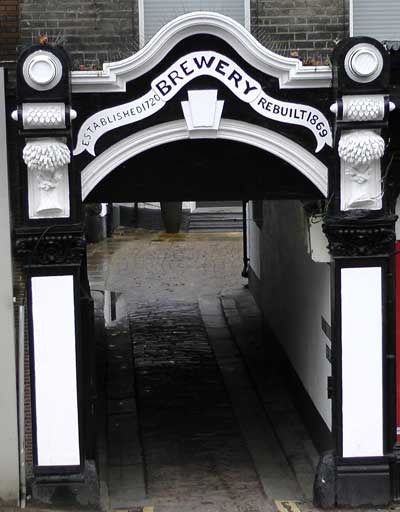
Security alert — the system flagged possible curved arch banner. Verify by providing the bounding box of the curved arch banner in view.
[73,51,333,157]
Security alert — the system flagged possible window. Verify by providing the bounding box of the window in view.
[351,0,400,41]
[139,0,250,47]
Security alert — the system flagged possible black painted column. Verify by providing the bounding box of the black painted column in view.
[13,45,98,505]
[320,37,397,507]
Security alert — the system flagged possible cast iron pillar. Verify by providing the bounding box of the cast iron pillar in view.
[320,37,397,507]
[13,45,98,506]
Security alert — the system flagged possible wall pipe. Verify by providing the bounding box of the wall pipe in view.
[242,200,249,278]
[18,305,26,508]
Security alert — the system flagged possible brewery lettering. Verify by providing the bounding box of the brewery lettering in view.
[80,92,162,149]
[153,53,259,102]
[257,96,329,139]
[74,50,332,157]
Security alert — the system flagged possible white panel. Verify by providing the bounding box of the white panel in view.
[31,275,80,467]
[258,201,332,428]
[352,0,400,41]
[341,267,383,458]
[0,68,19,502]
[143,0,245,43]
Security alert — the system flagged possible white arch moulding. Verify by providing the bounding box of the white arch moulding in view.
[80,119,328,200]
[71,11,332,93]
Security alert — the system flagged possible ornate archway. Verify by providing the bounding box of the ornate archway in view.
[80,119,328,200]
[11,12,399,508]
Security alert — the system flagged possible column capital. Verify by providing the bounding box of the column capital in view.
[15,226,86,267]
[323,214,396,258]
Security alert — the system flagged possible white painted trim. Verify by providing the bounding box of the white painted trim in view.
[349,0,354,37]
[71,11,332,93]
[138,0,145,49]
[0,67,19,504]
[244,0,251,32]
[81,119,328,199]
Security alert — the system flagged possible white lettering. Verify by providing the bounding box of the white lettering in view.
[73,51,332,157]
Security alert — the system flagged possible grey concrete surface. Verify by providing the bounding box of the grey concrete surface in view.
[220,292,317,500]
[105,317,146,509]
[199,295,303,501]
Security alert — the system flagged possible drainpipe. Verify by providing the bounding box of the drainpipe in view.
[242,200,249,278]
[18,305,26,508]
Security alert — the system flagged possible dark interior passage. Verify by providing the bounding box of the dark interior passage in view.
[86,139,324,203]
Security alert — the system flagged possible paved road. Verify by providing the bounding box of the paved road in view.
[130,301,270,512]
[87,228,309,512]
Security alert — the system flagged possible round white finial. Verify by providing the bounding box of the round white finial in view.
[350,48,379,77]
[344,44,384,83]
[22,51,63,91]
[28,55,56,85]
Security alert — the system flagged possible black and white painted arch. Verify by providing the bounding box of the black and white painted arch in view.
[69,11,333,199]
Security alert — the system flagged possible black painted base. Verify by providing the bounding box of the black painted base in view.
[392,445,400,501]
[30,460,99,508]
[314,452,336,508]
[336,461,391,507]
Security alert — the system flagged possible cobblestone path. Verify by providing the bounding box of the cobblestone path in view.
[129,301,271,512]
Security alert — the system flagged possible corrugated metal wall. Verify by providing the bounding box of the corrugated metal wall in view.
[143,0,245,43]
[352,0,400,40]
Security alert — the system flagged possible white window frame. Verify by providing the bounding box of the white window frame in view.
[349,0,354,37]
[138,0,251,48]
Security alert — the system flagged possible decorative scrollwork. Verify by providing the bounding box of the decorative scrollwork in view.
[15,232,86,265]
[23,103,66,129]
[22,138,71,218]
[323,216,396,257]
[338,130,385,211]
[342,95,385,122]
[338,130,385,166]
[23,138,70,173]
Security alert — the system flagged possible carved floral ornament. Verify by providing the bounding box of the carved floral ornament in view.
[23,138,70,191]
[22,138,71,218]
[338,130,385,211]
[338,130,385,167]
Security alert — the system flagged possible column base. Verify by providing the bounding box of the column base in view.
[30,460,99,508]
[336,461,391,507]
[391,445,400,502]
[314,454,391,508]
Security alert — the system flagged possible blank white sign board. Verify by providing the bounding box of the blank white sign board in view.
[31,275,80,466]
[341,267,383,458]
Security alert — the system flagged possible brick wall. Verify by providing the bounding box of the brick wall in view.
[19,0,138,70]
[18,1,348,69]
[250,0,349,62]
[0,0,19,65]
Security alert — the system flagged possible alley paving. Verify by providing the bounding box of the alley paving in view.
[87,228,315,512]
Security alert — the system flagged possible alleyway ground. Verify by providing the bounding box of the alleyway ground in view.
[87,227,319,512]
[0,226,395,512]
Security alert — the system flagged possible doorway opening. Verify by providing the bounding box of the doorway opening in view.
[83,139,333,511]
